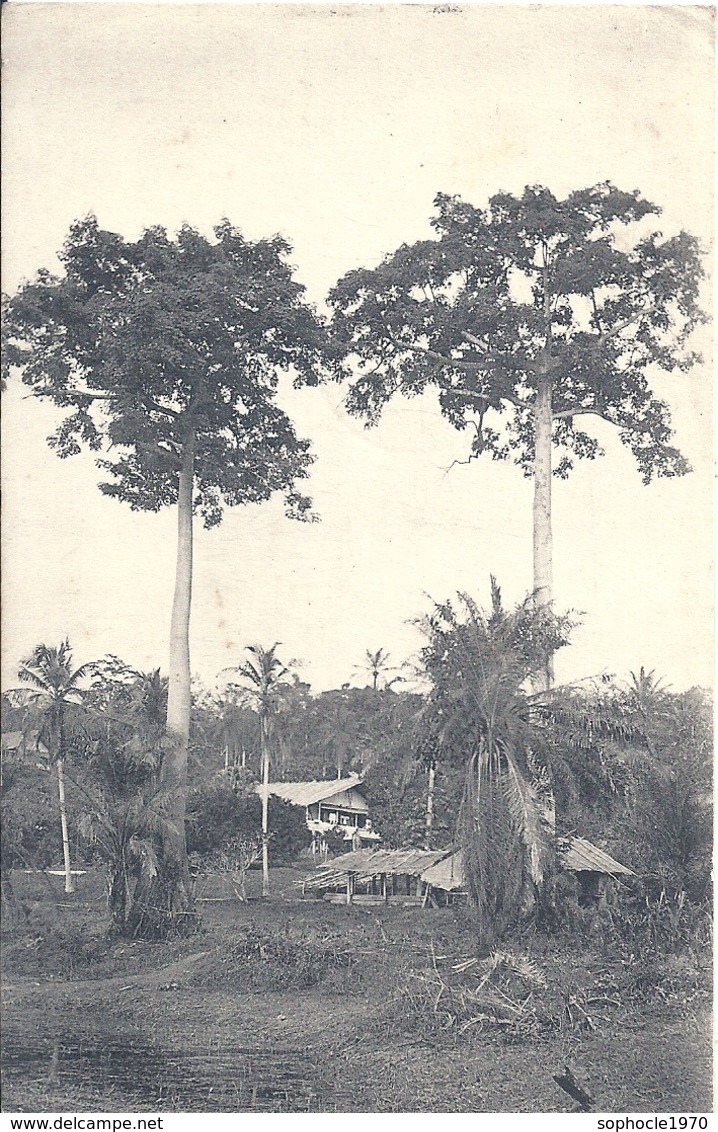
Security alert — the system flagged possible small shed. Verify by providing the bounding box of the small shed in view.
[420,837,633,908]
[559,836,633,907]
[302,846,452,906]
[420,849,466,903]
[1,730,48,766]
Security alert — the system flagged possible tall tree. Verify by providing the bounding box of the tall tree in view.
[4,217,333,930]
[329,184,704,686]
[227,644,291,897]
[14,641,96,894]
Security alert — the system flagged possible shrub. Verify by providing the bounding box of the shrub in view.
[611,882,713,956]
[1,763,62,870]
[192,925,354,990]
[186,774,308,863]
[185,775,250,856]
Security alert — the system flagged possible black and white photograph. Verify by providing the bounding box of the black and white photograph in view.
[1,1,713,1117]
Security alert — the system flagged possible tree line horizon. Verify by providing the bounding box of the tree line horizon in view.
[3,180,707,936]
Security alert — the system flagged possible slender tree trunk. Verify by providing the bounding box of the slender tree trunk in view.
[56,758,74,895]
[424,758,436,850]
[532,266,552,688]
[163,431,195,903]
[260,714,270,898]
[533,278,558,900]
[127,433,195,937]
[533,374,553,609]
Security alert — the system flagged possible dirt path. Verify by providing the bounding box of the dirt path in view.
[1,951,210,1003]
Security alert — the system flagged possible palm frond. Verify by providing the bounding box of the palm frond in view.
[15,669,53,694]
[502,752,551,887]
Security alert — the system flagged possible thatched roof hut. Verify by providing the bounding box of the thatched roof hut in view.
[302,846,452,905]
[301,836,633,908]
[420,837,633,907]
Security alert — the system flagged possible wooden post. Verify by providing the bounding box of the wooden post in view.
[424,759,436,850]
[381,874,388,903]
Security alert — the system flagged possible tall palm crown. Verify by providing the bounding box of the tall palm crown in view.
[17,641,96,758]
[420,584,586,942]
[356,648,397,692]
[229,644,291,722]
[13,640,97,896]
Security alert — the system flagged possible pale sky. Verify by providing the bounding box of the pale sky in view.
[1,3,714,696]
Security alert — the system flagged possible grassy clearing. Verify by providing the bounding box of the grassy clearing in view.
[1,867,712,1113]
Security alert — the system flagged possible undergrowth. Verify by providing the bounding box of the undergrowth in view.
[189,925,356,991]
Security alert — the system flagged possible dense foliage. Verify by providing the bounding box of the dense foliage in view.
[4,217,333,526]
[330,183,704,484]
[186,772,307,865]
[2,635,711,938]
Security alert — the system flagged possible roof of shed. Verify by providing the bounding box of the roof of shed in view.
[561,837,633,876]
[304,836,633,895]
[261,774,366,808]
[1,731,24,750]
[1,730,46,753]
[302,846,452,891]
[420,838,633,892]
[420,850,466,891]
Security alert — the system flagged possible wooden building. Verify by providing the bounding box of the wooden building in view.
[262,775,381,850]
[559,836,634,906]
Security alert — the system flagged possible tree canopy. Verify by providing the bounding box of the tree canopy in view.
[329,182,704,485]
[4,215,335,526]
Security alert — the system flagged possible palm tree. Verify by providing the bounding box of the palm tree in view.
[418,583,595,945]
[74,669,176,935]
[626,667,670,756]
[356,648,401,692]
[14,641,96,894]
[226,644,291,897]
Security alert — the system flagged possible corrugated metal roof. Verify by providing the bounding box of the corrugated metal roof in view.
[561,837,633,876]
[303,846,452,891]
[260,774,366,809]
